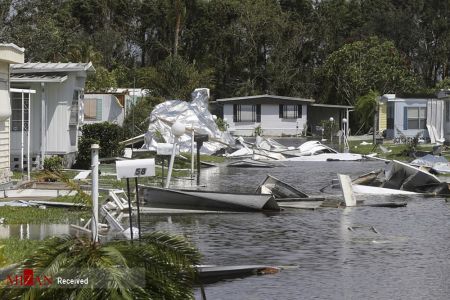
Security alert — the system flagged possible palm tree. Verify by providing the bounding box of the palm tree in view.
[0,233,200,299]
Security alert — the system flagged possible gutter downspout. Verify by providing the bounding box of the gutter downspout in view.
[40,82,46,168]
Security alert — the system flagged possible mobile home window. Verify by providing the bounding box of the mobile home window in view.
[446,101,450,122]
[405,107,426,129]
[233,104,261,122]
[84,99,102,121]
[11,92,30,131]
[279,104,301,119]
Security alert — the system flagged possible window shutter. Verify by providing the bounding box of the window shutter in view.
[403,107,408,130]
[96,99,102,120]
[256,104,261,122]
[297,105,302,118]
[279,104,283,118]
[233,104,237,122]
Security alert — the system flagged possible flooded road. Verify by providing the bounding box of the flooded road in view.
[140,161,450,300]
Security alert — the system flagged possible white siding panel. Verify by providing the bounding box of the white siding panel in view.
[223,103,258,136]
[0,61,10,184]
[224,103,307,136]
[393,99,429,138]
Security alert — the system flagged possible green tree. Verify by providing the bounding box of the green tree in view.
[355,90,380,133]
[0,233,200,299]
[85,66,118,92]
[4,0,78,61]
[436,78,450,90]
[132,0,172,67]
[318,36,418,106]
[122,95,164,139]
[136,56,214,100]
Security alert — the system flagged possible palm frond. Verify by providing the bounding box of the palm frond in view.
[0,232,200,300]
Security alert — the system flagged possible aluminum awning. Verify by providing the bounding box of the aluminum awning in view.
[10,73,68,83]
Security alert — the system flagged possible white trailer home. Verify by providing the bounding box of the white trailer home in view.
[217,94,352,137]
[10,62,95,169]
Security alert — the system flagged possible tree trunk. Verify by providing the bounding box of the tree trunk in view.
[174,11,181,56]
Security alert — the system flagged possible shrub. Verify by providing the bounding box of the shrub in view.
[43,156,63,171]
[74,122,124,169]
[215,117,229,131]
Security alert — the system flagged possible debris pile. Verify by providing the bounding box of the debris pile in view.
[143,88,235,154]
[227,138,365,162]
[351,160,450,195]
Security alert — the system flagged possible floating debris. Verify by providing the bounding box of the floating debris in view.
[341,160,450,196]
[227,159,276,168]
[141,185,280,212]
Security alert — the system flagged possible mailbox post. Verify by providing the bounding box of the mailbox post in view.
[165,122,186,188]
[194,134,209,186]
[91,144,100,243]
[157,143,177,186]
[116,158,155,241]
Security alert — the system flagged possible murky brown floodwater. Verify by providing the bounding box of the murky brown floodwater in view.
[139,160,450,300]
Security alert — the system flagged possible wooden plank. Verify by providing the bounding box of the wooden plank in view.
[338,174,357,207]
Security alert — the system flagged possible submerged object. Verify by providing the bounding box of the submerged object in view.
[141,185,280,212]
[227,159,275,168]
[352,184,418,195]
[281,152,363,161]
[255,174,327,209]
[383,160,449,194]
[256,174,309,198]
[348,160,450,196]
[197,265,281,284]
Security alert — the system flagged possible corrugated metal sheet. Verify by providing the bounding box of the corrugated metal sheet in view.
[11,62,95,73]
[10,73,68,83]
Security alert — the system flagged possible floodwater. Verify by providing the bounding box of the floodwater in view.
[139,161,450,300]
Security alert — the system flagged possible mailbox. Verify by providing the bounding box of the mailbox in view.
[156,143,179,156]
[194,134,209,144]
[116,159,155,179]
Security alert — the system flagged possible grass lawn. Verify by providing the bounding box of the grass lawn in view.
[0,238,45,266]
[0,204,89,266]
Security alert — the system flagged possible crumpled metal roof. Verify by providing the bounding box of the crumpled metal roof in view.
[144,88,235,154]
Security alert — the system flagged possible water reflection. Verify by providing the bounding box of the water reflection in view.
[0,224,72,240]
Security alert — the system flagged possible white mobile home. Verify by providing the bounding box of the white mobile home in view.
[218,95,312,136]
[378,94,444,142]
[10,62,95,169]
[216,94,352,137]
[0,44,24,185]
